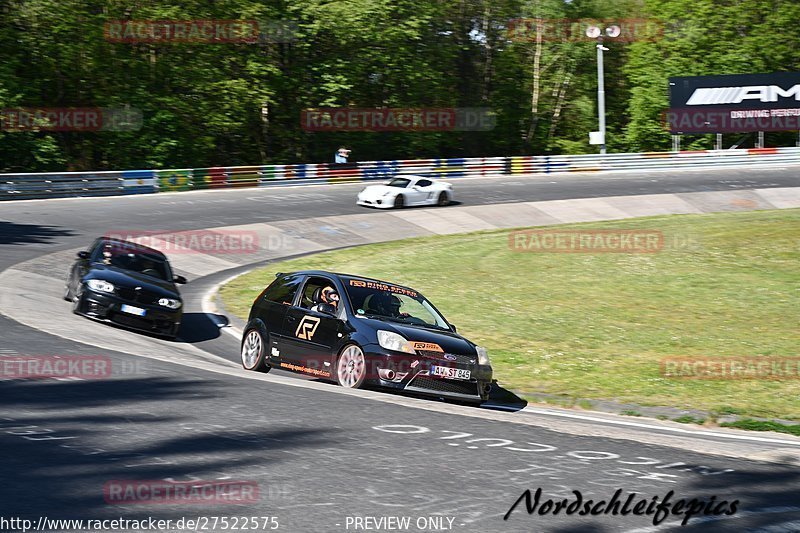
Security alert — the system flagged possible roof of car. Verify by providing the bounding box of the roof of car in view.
[283,270,417,291]
[100,237,167,259]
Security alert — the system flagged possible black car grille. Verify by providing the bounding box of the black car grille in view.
[416,350,476,365]
[112,313,173,333]
[409,375,479,396]
[112,313,153,330]
[116,287,162,305]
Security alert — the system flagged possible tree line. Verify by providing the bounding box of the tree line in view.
[1,0,799,172]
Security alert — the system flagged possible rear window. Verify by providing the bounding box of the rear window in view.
[263,274,303,305]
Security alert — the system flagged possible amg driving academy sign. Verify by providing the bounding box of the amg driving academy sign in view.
[667,72,800,133]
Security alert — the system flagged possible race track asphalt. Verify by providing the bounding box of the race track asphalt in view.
[1,166,799,532]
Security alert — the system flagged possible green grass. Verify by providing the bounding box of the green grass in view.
[673,415,706,425]
[220,209,800,420]
[720,419,800,436]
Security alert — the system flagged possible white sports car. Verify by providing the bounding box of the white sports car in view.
[356,176,454,209]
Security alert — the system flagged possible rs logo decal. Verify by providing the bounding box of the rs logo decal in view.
[411,342,444,353]
[295,315,321,340]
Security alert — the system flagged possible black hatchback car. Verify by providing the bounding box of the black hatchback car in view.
[65,237,186,339]
[241,270,493,404]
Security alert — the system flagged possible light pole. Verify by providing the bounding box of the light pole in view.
[586,25,620,155]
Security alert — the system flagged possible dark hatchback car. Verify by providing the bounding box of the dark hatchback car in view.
[241,270,493,404]
[65,237,186,339]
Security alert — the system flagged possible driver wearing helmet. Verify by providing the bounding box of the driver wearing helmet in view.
[312,285,339,313]
[368,292,410,318]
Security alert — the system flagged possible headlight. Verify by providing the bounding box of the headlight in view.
[377,330,415,354]
[158,298,182,310]
[476,346,491,366]
[86,279,114,293]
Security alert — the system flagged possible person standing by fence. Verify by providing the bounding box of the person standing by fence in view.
[334,147,351,164]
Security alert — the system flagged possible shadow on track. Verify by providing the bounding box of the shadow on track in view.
[483,382,529,412]
[178,312,228,343]
[0,376,338,521]
[678,460,800,531]
[0,220,75,245]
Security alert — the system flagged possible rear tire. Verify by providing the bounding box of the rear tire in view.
[393,194,405,209]
[63,284,73,302]
[241,329,270,372]
[437,192,449,206]
[336,344,367,389]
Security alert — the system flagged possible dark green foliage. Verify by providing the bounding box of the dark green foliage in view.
[1,0,799,171]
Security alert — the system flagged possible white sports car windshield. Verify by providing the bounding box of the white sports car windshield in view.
[387,178,411,188]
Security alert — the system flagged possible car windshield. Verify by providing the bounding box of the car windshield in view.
[386,178,411,188]
[102,249,171,281]
[342,277,449,329]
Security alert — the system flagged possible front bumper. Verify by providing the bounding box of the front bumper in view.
[362,344,493,402]
[76,289,182,337]
[357,195,393,208]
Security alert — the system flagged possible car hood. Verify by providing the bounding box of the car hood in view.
[360,185,400,197]
[362,318,476,356]
[85,265,180,298]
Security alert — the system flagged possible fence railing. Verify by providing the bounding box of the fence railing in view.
[2,147,798,200]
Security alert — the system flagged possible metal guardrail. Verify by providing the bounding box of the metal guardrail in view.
[2,147,798,200]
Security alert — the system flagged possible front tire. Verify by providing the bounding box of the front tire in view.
[393,194,405,209]
[241,329,270,372]
[71,291,83,314]
[336,344,366,389]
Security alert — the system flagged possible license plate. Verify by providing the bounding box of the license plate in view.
[430,366,471,380]
[120,304,146,317]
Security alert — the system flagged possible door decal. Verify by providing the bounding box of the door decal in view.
[295,315,321,340]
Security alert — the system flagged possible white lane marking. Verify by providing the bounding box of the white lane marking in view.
[199,272,258,345]
[514,407,800,447]
[200,271,251,334]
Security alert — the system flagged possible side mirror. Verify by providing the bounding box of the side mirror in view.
[77,251,90,259]
[449,324,457,333]
[316,303,337,316]
[173,275,187,284]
